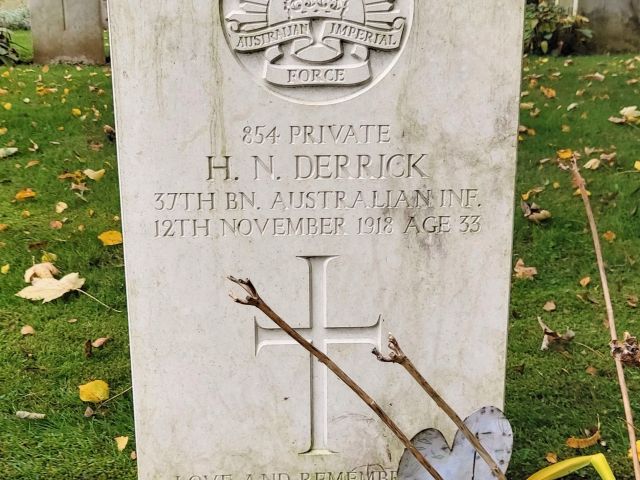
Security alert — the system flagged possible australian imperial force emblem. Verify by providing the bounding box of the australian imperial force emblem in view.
[221,0,412,99]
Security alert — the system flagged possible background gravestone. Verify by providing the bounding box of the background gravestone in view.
[109,1,524,479]
[28,0,104,64]
[579,0,640,53]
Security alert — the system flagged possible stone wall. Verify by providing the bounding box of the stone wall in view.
[0,0,27,9]
[579,0,640,52]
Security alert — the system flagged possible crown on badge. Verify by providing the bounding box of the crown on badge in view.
[285,0,349,19]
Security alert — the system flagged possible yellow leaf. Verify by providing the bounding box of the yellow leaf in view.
[71,108,82,117]
[0,224,7,232]
[527,453,614,480]
[545,452,558,464]
[15,188,36,201]
[0,127,7,135]
[98,231,123,246]
[627,440,640,459]
[634,161,640,171]
[580,276,591,287]
[78,380,110,403]
[557,149,573,160]
[41,65,49,73]
[84,168,105,181]
[602,231,616,243]
[1,264,9,274]
[41,252,58,263]
[55,202,68,214]
[3,103,12,111]
[566,429,601,449]
[553,182,561,189]
[115,436,129,452]
[16,273,85,303]
[573,188,591,196]
[561,124,571,133]
[541,86,557,99]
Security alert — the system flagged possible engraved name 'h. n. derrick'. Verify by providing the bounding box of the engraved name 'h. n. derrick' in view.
[224,0,408,87]
[254,256,382,455]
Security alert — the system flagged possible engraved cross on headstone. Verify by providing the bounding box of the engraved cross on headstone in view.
[254,256,382,456]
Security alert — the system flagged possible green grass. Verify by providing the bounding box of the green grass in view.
[0,51,639,478]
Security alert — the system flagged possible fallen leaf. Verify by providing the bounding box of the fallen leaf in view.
[16,273,86,303]
[514,259,537,280]
[627,295,639,308]
[16,411,45,420]
[0,147,18,158]
[580,277,591,287]
[40,252,58,263]
[541,86,557,98]
[1,264,9,274]
[115,436,129,452]
[521,201,552,224]
[0,224,8,232]
[84,339,93,358]
[98,230,123,246]
[84,168,105,181]
[539,317,575,351]
[130,451,137,461]
[628,441,640,459]
[621,105,640,123]
[71,108,82,117]
[566,429,601,449]
[562,124,571,133]
[84,406,95,418]
[15,188,36,201]
[600,152,617,164]
[49,220,63,230]
[78,380,109,403]
[567,103,579,111]
[521,186,545,201]
[583,158,601,170]
[71,182,89,193]
[92,337,111,349]
[3,102,12,110]
[24,262,60,283]
[634,161,640,172]
[55,202,68,214]
[68,318,78,324]
[585,72,605,82]
[88,141,104,152]
[557,149,574,160]
[609,116,626,125]
[586,366,599,376]
[25,160,39,168]
[543,301,557,312]
[42,65,49,73]
[21,325,35,336]
[611,332,640,368]
[545,452,558,464]
[603,231,616,243]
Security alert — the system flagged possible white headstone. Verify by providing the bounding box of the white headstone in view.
[109,1,524,479]
[29,0,104,64]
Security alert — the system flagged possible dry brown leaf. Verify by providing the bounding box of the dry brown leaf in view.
[627,295,639,308]
[84,406,95,418]
[0,224,8,232]
[603,231,617,243]
[68,318,78,324]
[521,201,552,224]
[514,259,537,280]
[611,332,640,368]
[579,276,591,288]
[585,72,605,82]
[16,273,85,303]
[538,317,575,351]
[566,429,601,449]
[130,451,137,461]
[55,202,68,214]
[24,262,60,283]
[16,411,45,420]
[545,452,558,464]
[541,86,557,98]
[92,337,111,349]
[50,220,63,230]
[586,366,599,376]
[583,158,601,170]
[543,301,557,312]
[84,339,93,358]
[21,325,35,336]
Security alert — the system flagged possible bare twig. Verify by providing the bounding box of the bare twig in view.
[567,159,640,479]
[227,276,444,480]
[373,335,507,480]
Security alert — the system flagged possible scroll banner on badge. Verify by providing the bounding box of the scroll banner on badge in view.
[265,61,372,86]
[228,19,405,53]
